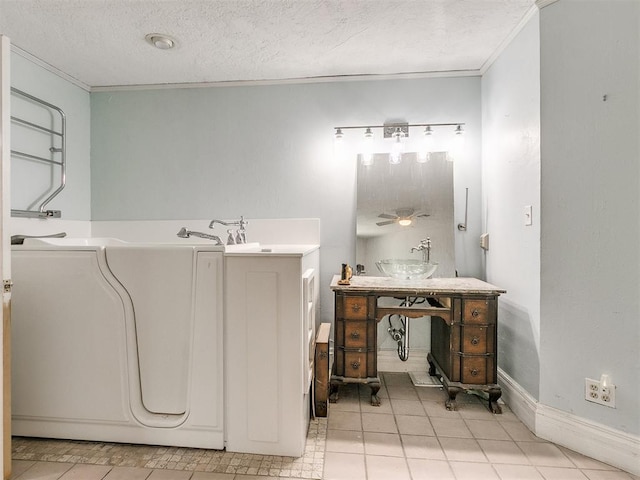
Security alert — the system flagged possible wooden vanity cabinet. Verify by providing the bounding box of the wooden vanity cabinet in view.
[331,294,381,404]
[428,296,501,413]
[330,276,505,413]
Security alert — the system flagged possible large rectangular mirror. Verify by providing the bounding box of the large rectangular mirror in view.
[356,151,455,277]
[355,151,456,372]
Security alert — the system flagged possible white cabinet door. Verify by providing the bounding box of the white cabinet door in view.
[224,251,318,457]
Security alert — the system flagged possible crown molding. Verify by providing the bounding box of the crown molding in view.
[9,41,481,93]
[536,0,560,8]
[11,44,91,92]
[90,69,481,93]
[479,4,539,75]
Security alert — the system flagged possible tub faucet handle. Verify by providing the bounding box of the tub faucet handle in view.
[226,229,236,245]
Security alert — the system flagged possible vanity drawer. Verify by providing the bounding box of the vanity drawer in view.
[342,296,368,320]
[463,299,490,324]
[458,355,495,384]
[344,352,367,379]
[461,325,493,354]
[344,321,367,349]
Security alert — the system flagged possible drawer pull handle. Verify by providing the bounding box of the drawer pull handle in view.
[351,303,361,313]
[470,368,479,376]
[470,336,480,345]
[350,331,360,340]
[471,309,480,317]
[351,361,361,370]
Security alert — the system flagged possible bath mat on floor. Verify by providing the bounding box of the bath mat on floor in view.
[409,371,442,387]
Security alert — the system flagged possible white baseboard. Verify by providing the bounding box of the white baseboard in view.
[498,368,640,476]
[536,404,640,476]
[498,368,537,431]
[377,348,429,373]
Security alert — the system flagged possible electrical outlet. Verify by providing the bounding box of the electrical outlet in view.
[585,378,616,408]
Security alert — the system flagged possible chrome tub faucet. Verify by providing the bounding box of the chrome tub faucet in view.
[209,216,248,244]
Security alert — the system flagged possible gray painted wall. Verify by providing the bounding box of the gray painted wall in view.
[482,13,541,398]
[540,1,639,435]
[11,52,90,220]
[90,77,483,324]
[482,0,639,437]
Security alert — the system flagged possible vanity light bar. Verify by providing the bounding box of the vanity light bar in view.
[333,122,465,139]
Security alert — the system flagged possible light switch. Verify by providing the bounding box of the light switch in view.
[524,205,533,226]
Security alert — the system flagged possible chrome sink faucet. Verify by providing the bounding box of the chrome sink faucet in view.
[208,216,248,244]
[411,237,431,263]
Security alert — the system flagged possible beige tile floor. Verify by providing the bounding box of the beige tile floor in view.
[10,419,326,480]
[324,373,638,480]
[9,372,639,480]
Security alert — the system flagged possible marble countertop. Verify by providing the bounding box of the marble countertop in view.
[330,275,506,295]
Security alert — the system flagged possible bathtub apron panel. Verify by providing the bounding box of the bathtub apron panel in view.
[105,246,194,416]
[11,242,224,449]
[12,250,130,424]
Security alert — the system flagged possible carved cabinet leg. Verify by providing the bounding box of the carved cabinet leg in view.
[369,382,381,406]
[329,383,339,403]
[488,387,502,414]
[445,386,462,411]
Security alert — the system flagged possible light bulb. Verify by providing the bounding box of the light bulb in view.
[333,128,345,162]
[417,126,433,163]
[389,130,404,165]
[361,128,374,166]
[154,38,173,49]
[398,218,412,226]
[364,128,373,141]
[389,146,402,164]
[450,124,465,159]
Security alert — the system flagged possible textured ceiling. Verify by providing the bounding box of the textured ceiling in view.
[0,0,534,88]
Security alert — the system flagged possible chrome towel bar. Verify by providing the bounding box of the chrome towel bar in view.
[10,87,66,219]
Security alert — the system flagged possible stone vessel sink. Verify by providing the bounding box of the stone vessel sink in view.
[375,259,438,280]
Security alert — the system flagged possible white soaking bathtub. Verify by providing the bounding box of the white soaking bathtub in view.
[11,237,225,449]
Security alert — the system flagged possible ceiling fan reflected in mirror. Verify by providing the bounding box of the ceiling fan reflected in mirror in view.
[376,208,430,227]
